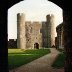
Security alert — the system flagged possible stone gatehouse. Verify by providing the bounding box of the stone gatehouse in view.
[17,13,55,49]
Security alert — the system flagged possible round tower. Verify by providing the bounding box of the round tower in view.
[46,14,55,47]
[17,13,26,49]
[50,14,55,47]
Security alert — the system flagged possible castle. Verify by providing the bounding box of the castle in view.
[55,23,64,49]
[17,13,56,49]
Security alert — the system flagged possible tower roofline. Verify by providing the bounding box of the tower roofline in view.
[17,13,25,16]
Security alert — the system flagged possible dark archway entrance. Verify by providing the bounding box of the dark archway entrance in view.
[34,43,39,49]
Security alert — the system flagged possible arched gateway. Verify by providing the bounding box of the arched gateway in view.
[34,43,39,49]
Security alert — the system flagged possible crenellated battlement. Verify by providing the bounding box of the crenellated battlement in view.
[17,13,56,49]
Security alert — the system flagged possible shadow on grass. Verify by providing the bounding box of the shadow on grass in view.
[51,53,64,68]
[8,49,50,70]
[8,54,39,69]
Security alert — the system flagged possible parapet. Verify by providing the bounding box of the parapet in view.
[17,13,25,16]
[56,23,63,32]
[17,13,25,21]
[25,21,31,25]
[32,21,42,24]
[25,21,42,25]
[46,14,54,22]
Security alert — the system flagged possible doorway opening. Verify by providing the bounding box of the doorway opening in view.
[34,43,39,49]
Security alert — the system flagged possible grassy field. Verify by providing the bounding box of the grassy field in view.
[8,48,50,70]
[51,49,64,68]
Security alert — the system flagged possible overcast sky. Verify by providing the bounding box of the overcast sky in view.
[8,0,63,40]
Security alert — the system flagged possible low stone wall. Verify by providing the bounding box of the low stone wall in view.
[8,39,17,48]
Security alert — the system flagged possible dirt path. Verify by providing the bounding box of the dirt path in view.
[9,48,64,72]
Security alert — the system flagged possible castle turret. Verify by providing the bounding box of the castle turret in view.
[17,13,26,49]
[46,14,55,47]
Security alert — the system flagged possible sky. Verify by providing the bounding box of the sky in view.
[8,0,63,40]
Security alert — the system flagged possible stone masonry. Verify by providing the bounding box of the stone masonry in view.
[46,14,55,47]
[55,23,64,49]
[17,13,26,49]
[17,13,56,49]
[25,21,42,49]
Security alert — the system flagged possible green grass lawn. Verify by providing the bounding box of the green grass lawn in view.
[8,48,50,70]
[51,53,64,68]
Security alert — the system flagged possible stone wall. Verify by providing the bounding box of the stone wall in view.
[56,23,64,49]
[41,21,48,48]
[17,13,26,49]
[55,39,57,48]
[46,14,55,47]
[25,21,42,49]
[8,39,17,48]
[25,21,32,49]
[31,22,42,49]
[17,13,56,49]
